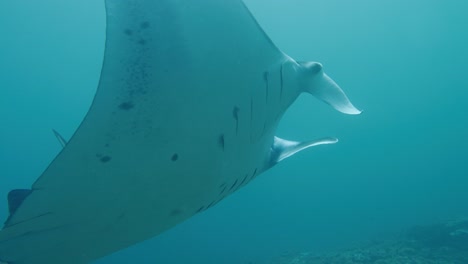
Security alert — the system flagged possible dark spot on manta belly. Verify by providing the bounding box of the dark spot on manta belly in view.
[124,29,133,36]
[118,101,134,110]
[171,153,178,161]
[140,21,150,29]
[263,71,269,102]
[218,134,225,150]
[100,156,112,163]
[170,209,182,216]
[233,106,239,134]
[233,106,239,120]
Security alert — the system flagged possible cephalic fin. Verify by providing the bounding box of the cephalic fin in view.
[300,61,362,115]
[269,136,338,166]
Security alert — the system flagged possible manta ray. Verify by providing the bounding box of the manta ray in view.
[0,0,360,263]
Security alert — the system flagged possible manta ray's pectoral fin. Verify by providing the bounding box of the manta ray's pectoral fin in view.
[299,61,362,115]
[52,129,68,148]
[267,136,338,169]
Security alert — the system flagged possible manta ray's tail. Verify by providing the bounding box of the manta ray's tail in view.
[299,61,362,115]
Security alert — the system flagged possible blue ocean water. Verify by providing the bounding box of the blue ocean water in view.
[0,0,467,263]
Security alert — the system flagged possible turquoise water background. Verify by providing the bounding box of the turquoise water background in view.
[1,0,467,263]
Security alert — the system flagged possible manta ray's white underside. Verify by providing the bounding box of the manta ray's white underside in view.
[0,0,360,263]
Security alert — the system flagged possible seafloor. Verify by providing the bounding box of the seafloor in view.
[270,219,468,264]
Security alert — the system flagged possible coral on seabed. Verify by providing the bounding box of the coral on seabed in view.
[269,219,468,264]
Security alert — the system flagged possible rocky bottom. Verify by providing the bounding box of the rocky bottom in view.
[270,219,468,264]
